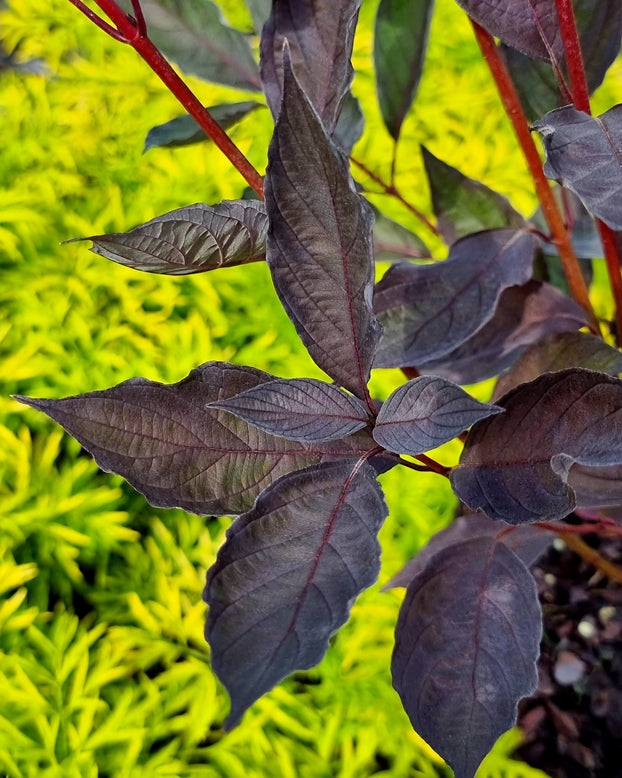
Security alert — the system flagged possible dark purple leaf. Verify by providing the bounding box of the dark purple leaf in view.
[531,187,604,261]
[372,207,431,262]
[15,363,378,517]
[453,0,562,61]
[374,0,435,141]
[332,91,365,155]
[136,0,261,90]
[265,54,381,399]
[260,0,360,134]
[492,331,622,401]
[422,146,525,245]
[373,376,502,455]
[419,281,588,385]
[210,378,370,442]
[143,101,264,152]
[533,105,622,230]
[451,369,622,524]
[384,513,551,589]
[568,463,622,509]
[501,0,622,122]
[392,536,541,778]
[373,228,538,368]
[68,201,268,276]
[204,459,388,728]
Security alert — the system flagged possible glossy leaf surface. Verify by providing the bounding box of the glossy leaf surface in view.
[265,56,381,398]
[533,105,622,230]
[374,0,435,141]
[143,101,264,152]
[385,513,551,589]
[138,0,261,90]
[210,378,370,442]
[392,536,541,778]
[373,228,538,368]
[204,459,388,728]
[71,201,268,275]
[568,463,622,509]
[452,369,622,524]
[16,363,378,516]
[453,0,562,61]
[422,146,524,245]
[373,376,502,455]
[419,281,588,385]
[493,332,622,401]
[260,0,360,133]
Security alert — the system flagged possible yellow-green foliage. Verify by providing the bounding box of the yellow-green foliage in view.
[5,0,617,775]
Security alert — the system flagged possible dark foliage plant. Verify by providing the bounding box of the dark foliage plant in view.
[15,0,622,775]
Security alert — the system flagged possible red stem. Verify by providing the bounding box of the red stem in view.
[69,0,264,198]
[350,157,441,238]
[471,19,598,332]
[554,0,622,342]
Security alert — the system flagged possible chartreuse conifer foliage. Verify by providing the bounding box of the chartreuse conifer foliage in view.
[15,0,622,775]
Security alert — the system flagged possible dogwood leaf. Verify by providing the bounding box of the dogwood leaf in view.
[453,0,562,61]
[265,54,381,398]
[392,536,541,778]
[136,0,261,90]
[210,378,370,442]
[422,146,525,245]
[373,376,502,455]
[260,0,360,133]
[143,101,264,152]
[372,207,431,262]
[69,201,268,275]
[15,363,378,517]
[385,513,551,589]
[374,0,435,141]
[204,459,388,728]
[373,228,538,368]
[452,369,622,523]
[419,281,588,385]
[533,105,622,230]
[492,331,622,400]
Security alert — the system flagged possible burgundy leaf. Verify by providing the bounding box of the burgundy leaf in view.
[374,0,435,141]
[533,105,622,230]
[568,463,622,509]
[332,91,365,154]
[372,206,431,262]
[69,201,267,275]
[15,363,378,516]
[453,0,562,61]
[384,513,551,589]
[260,0,360,134]
[419,281,588,385]
[422,146,525,246]
[265,54,381,400]
[373,376,502,455]
[392,536,541,778]
[501,0,622,122]
[492,331,622,401]
[209,378,370,442]
[373,228,538,368]
[204,459,388,728]
[451,369,622,524]
[136,0,261,91]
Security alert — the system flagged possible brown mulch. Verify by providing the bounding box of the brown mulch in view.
[513,534,622,778]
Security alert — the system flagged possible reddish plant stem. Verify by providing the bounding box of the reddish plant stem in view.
[554,0,622,342]
[69,0,264,198]
[535,521,622,538]
[350,157,441,238]
[413,453,450,477]
[471,19,598,332]
[558,533,622,584]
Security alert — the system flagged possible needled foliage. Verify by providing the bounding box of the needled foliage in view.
[6,0,622,777]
